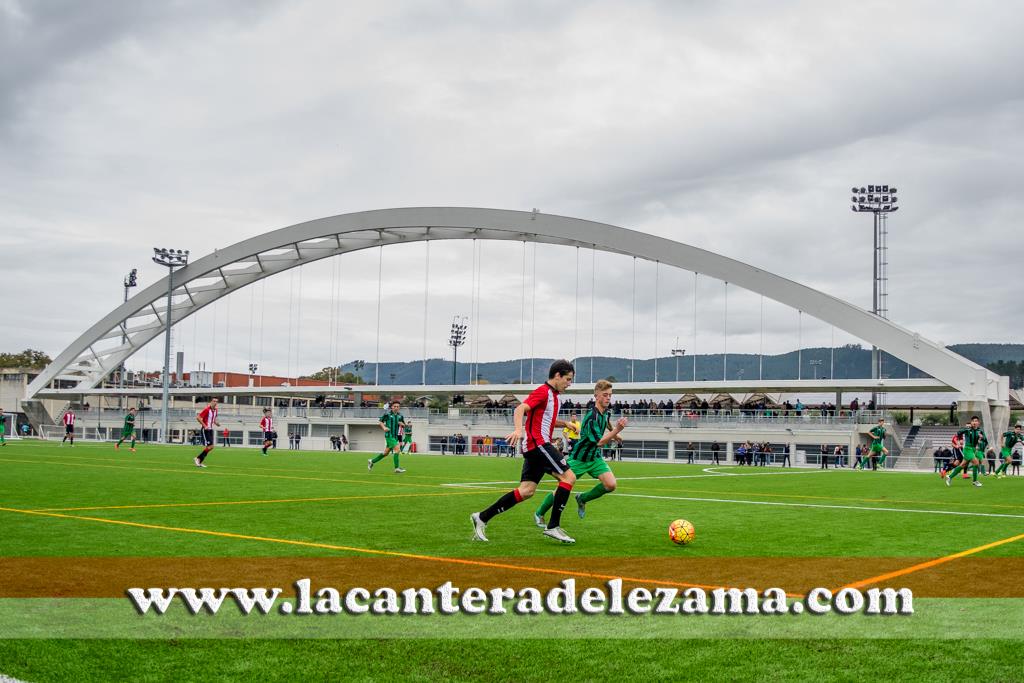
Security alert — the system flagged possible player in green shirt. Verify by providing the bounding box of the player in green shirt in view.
[867,418,889,470]
[401,421,414,454]
[0,408,7,446]
[995,424,1023,478]
[944,416,984,487]
[369,400,407,473]
[114,408,137,452]
[534,379,628,526]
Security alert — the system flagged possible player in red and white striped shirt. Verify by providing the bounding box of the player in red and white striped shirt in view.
[470,359,578,544]
[61,410,76,446]
[259,408,275,455]
[194,398,221,468]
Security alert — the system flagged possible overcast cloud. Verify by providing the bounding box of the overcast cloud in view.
[1,0,1021,378]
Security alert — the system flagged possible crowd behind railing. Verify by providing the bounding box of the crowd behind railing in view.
[68,398,885,426]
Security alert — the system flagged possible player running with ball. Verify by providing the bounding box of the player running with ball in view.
[470,359,578,544]
[534,379,627,527]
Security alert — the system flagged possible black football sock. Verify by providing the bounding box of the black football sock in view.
[546,481,574,529]
[479,489,523,523]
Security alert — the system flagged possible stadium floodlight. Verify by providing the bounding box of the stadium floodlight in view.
[117,268,140,402]
[671,343,686,382]
[152,247,190,444]
[850,184,900,402]
[809,359,823,380]
[448,316,468,384]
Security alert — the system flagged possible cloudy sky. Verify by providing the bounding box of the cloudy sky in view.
[1,0,1022,379]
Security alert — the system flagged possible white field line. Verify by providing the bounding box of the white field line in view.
[442,469,833,488]
[613,492,1024,520]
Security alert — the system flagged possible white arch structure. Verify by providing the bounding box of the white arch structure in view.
[28,207,1009,424]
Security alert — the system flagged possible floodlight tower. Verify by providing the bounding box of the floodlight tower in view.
[851,185,899,388]
[449,316,468,384]
[119,268,138,395]
[671,340,686,382]
[152,248,190,443]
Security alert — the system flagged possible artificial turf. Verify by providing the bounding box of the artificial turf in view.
[0,440,1021,681]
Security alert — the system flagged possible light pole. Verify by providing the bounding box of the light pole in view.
[152,247,189,444]
[671,342,686,382]
[119,268,138,405]
[809,359,822,380]
[851,185,898,392]
[449,316,468,384]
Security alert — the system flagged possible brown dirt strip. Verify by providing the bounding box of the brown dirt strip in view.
[2,556,1022,598]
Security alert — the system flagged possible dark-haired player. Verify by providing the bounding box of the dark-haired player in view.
[369,400,406,473]
[114,407,137,452]
[61,409,76,446]
[944,416,984,487]
[194,398,221,468]
[470,359,578,543]
[995,424,1023,478]
[259,408,275,455]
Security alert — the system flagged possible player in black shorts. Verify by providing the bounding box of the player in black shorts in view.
[470,360,578,544]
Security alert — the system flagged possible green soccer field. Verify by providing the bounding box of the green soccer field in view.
[1,440,1021,682]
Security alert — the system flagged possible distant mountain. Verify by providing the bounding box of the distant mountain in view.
[330,343,1024,386]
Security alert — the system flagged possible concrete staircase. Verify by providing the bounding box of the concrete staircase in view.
[20,399,55,434]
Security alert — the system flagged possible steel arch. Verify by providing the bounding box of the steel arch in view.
[27,207,1006,404]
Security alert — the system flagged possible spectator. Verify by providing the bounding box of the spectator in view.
[341,434,349,451]
[685,441,695,464]
[819,444,829,469]
[736,442,747,466]
[834,444,844,467]
[853,444,863,469]
[294,432,302,450]
[710,441,721,465]
[222,427,231,447]
[780,444,791,468]
[986,447,997,475]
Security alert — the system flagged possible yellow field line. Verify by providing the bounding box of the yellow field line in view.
[628,483,1024,511]
[0,457,448,490]
[0,505,791,595]
[837,532,1024,591]
[34,489,496,512]
[15,450,487,482]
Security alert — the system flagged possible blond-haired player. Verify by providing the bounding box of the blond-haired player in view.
[535,379,627,526]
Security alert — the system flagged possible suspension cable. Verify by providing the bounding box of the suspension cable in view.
[422,240,430,385]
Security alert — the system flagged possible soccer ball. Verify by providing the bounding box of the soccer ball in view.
[668,519,695,545]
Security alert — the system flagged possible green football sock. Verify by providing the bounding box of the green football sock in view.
[371,453,387,464]
[578,482,609,504]
[947,464,963,478]
[393,452,400,468]
[131,439,136,448]
[996,461,1009,475]
[535,493,555,517]
[972,464,979,482]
